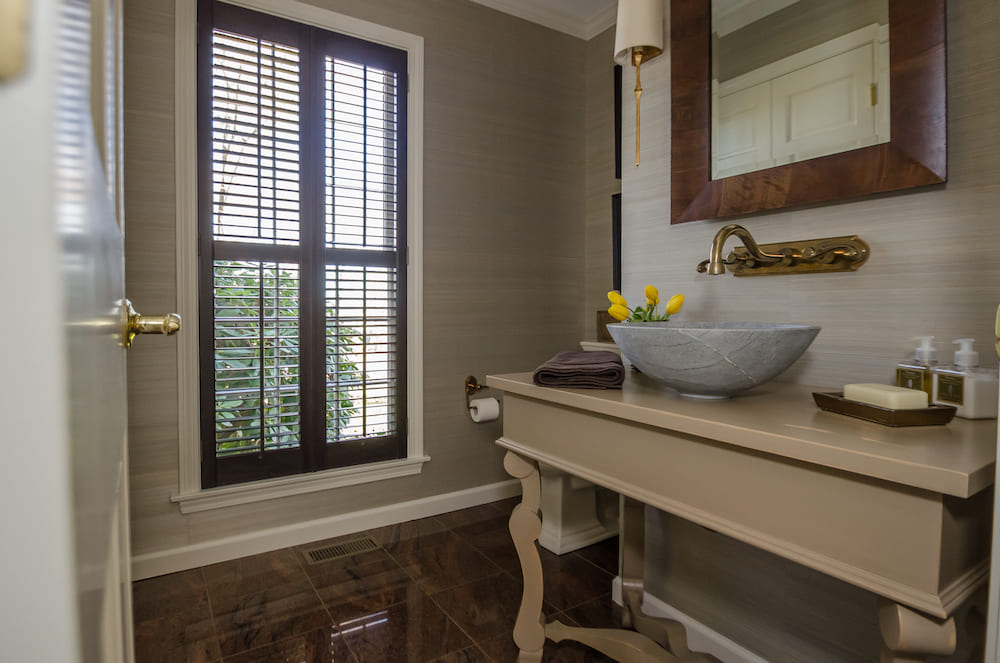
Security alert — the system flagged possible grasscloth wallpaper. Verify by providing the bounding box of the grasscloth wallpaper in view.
[123,0,611,563]
[622,1,999,661]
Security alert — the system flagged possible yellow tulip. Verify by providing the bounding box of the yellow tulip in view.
[665,294,684,315]
[644,285,659,305]
[608,304,630,321]
[607,291,627,306]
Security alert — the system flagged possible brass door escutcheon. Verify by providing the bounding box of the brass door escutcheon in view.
[122,299,181,348]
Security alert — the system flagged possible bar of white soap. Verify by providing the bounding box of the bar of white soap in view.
[843,383,929,409]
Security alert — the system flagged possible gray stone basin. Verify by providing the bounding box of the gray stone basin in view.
[607,321,820,399]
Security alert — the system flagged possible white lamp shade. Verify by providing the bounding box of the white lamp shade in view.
[613,0,665,64]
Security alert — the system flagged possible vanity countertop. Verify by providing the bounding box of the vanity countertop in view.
[486,372,997,499]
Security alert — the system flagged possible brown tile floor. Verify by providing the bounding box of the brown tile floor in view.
[132,498,621,663]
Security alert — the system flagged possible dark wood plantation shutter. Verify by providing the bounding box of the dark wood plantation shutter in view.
[197,1,407,488]
[320,38,406,469]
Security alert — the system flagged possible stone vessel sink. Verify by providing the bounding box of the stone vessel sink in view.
[607,321,820,399]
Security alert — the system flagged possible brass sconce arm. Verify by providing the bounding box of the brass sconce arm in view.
[613,0,664,167]
[629,45,662,166]
[697,224,869,277]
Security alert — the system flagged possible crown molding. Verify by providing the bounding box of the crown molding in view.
[468,0,617,40]
[584,2,619,39]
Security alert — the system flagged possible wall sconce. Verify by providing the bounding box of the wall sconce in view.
[613,0,664,166]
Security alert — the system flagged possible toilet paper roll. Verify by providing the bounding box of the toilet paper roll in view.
[469,397,500,423]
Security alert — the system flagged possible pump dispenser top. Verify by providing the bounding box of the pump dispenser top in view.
[896,336,936,396]
[913,336,937,365]
[952,338,979,369]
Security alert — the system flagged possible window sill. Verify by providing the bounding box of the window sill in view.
[170,455,430,514]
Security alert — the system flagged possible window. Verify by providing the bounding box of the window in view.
[197,0,407,488]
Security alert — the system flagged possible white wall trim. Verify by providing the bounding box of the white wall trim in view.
[173,0,425,496]
[175,0,200,496]
[611,578,771,663]
[172,456,430,513]
[134,479,520,580]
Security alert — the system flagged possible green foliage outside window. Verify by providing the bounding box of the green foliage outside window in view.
[213,261,362,455]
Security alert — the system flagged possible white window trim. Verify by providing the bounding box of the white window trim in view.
[172,0,425,510]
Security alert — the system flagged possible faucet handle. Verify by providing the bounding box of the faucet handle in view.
[696,259,710,273]
[802,243,860,264]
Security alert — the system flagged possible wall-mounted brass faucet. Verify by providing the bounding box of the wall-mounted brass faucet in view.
[697,224,870,277]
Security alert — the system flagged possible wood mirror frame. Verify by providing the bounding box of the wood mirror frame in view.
[670,0,946,225]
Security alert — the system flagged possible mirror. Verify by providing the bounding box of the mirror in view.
[670,0,945,225]
[712,0,889,179]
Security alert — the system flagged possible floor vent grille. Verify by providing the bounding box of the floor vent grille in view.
[303,536,379,564]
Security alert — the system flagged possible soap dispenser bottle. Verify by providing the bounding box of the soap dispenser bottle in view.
[932,339,999,419]
[896,336,937,399]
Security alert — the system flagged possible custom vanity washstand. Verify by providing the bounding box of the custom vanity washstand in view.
[487,372,995,663]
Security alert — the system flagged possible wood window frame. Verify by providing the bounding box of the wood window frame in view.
[196,0,408,488]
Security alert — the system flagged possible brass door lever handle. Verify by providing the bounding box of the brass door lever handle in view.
[122,299,181,348]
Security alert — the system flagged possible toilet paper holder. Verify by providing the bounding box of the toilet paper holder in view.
[465,375,487,408]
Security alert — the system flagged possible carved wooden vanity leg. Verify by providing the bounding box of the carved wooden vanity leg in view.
[620,497,692,657]
[878,599,956,663]
[547,620,679,662]
[504,451,546,662]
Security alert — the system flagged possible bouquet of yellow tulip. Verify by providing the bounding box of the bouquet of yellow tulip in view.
[607,286,684,322]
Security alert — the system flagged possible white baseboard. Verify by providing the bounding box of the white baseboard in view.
[612,577,771,663]
[132,479,521,580]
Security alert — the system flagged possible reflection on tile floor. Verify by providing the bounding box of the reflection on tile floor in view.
[132,498,620,662]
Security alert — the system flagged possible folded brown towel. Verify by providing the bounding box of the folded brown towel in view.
[532,350,625,389]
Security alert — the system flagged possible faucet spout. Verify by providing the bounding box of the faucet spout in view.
[702,224,784,274]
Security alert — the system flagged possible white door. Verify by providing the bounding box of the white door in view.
[984,309,1000,661]
[0,0,173,661]
[770,43,878,165]
[713,80,775,179]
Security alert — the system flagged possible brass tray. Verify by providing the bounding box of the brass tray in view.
[812,392,957,427]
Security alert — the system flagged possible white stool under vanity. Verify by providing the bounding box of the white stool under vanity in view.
[468,368,619,555]
[537,463,618,554]
[488,371,995,663]
[528,340,625,555]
